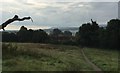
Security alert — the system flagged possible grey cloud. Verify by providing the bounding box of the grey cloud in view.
[2,1,118,29]
[32,2,118,27]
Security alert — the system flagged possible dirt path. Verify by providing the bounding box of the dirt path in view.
[81,49,102,71]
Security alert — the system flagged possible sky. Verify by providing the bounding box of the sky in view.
[0,0,119,30]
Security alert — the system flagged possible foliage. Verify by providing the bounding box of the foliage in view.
[77,19,120,49]
[2,19,120,49]
[77,20,99,47]
[49,28,74,45]
[50,28,63,36]
[2,26,49,43]
[106,19,120,49]
[63,31,72,36]
[2,32,17,42]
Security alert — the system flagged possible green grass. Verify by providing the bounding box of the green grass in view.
[83,48,118,71]
[2,43,93,71]
[2,43,118,71]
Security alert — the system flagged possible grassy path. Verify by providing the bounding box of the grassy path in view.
[83,48,118,71]
[81,49,102,71]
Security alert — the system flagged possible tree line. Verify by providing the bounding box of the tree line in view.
[2,19,120,49]
[2,26,49,43]
[2,26,74,44]
[76,19,119,49]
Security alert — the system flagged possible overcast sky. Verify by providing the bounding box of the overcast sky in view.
[0,0,119,30]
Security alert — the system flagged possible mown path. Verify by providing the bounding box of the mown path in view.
[81,48,102,71]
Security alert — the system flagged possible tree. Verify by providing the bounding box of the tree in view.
[97,19,120,49]
[78,23,93,46]
[32,29,49,43]
[2,32,17,42]
[50,28,63,36]
[0,15,33,31]
[106,19,120,49]
[98,27,108,48]
[63,31,72,36]
[77,19,99,47]
[17,26,29,42]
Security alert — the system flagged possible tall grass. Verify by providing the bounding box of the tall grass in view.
[2,43,18,59]
[2,43,93,71]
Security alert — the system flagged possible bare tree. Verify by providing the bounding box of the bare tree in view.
[0,15,33,31]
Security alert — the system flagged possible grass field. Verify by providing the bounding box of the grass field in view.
[2,43,119,71]
[83,48,118,71]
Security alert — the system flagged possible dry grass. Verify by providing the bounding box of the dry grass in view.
[2,43,93,71]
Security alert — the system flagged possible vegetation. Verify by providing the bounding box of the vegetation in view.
[83,48,118,71]
[2,43,93,71]
[2,18,119,72]
[2,19,120,50]
[2,43,118,72]
[2,26,49,43]
[76,19,120,49]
